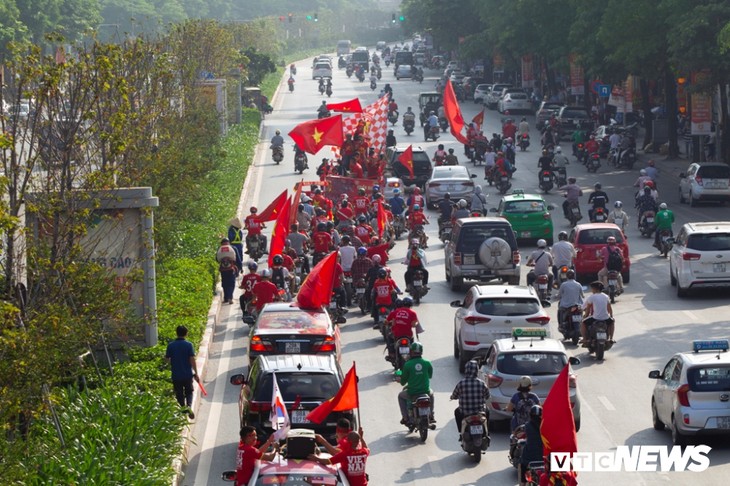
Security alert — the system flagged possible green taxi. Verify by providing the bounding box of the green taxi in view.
[494,190,554,244]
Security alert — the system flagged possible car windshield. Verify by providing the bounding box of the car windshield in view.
[698,166,730,179]
[542,104,563,111]
[496,351,567,376]
[577,228,625,245]
[688,366,730,392]
[433,168,468,179]
[255,473,341,486]
[686,233,730,251]
[256,311,329,331]
[474,297,540,316]
[562,110,589,119]
[254,372,340,402]
[504,200,545,213]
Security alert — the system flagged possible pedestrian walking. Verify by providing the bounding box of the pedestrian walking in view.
[165,325,200,419]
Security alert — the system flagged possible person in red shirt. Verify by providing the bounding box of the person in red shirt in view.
[251,269,280,313]
[244,207,267,254]
[235,426,278,486]
[502,118,518,140]
[406,187,425,214]
[350,155,365,179]
[341,134,356,173]
[312,188,330,211]
[311,222,334,266]
[354,215,374,245]
[408,205,429,227]
[336,199,355,226]
[353,188,370,217]
[315,418,353,455]
[384,298,420,361]
[239,261,262,316]
[371,268,397,323]
[585,134,600,155]
[310,429,370,486]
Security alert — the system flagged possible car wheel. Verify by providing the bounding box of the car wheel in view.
[670,264,677,286]
[689,191,697,207]
[678,187,686,204]
[451,276,463,291]
[677,281,689,298]
[652,398,665,431]
[672,415,688,446]
[458,350,472,373]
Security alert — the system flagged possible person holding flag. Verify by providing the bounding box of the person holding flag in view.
[310,429,370,486]
[540,365,579,486]
[234,426,278,486]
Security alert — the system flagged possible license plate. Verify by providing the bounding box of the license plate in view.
[717,417,730,429]
[285,342,301,353]
[399,346,410,354]
[538,283,547,289]
[344,277,353,283]
[292,410,310,424]
[413,280,422,286]
[543,177,551,182]
[470,425,483,435]
[329,301,338,309]
[464,255,476,265]
[714,263,726,273]
[572,315,582,322]
[608,279,617,286]
[356,288,365,294]
[571,208,580,214]
[417,406,431,416]
[646,217,654,223]
[521,231,531,238]
[596,332,607,340]
[501,177,509,182]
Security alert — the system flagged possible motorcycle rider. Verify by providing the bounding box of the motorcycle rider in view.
[371,267,398,326]
[386,129,397,148]
[551,231,576,283]
[294,144,309,170]
[559,177,583,220]
[388,188,406,222]
[287,223,311,275]
[384,297,420,362]
[450,359,490,440]
[588,182,609,221]
[581,281,614,344]
[633,169,651,193]
[518,406,546,486]
[635,186,658,228]
[506,376,540,432]
[607,201,629,233]
[645,159,659,186]
[585,134,600,158]
[557,269,584,333]
[526,239,554,292]
[552,146,569,184]
[433,144,447,166]
[502,118,518,140]
[425,110,439,139]
[437,193,454,233]
[518,117,530,138]
[270,129,284,151]
[325,78,333,96]
[244,207,267,255]
[597,236,624,294]
[398,342,435,425]
[444,148,459,166]
[451,199,471,224]
[239,261,261,316]
[470,185,487,215]
[369,72,377,89]
[404,239,429,291]
[355,215,375,245]
[287,76,295,91]
[317,100,329,118]
[270,254,293,299]
[311,222,334,266]
[403,107,416,129]
[537,149,555,186]
[251,269,281,313]
[318,78,325,94]
[571,125,586,157]
[388,98,399,118]
[406,187,425,214]
[653,202,675,250]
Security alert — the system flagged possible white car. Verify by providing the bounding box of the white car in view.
[424,165,477,209]
[450,285,550,371]
[498,92,532,114]
[679,162,730,206]
[485,83,513,109]
[383,176,404,200]
[669,221,730,297]
[312,62,333,79]
[473,84,492,104]
[395,64,413,80]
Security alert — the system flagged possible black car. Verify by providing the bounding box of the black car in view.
[385,145,433,189]
[230,354,356,444]
[557,106,593,139]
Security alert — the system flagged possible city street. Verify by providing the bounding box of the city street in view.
[180,50,730,485]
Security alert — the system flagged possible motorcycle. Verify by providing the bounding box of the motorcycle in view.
[401,392,435,442]
[354,278,368,314]
[586,153,601,173]
[346,66,353,78]
[539,170,554,194]
[532,273,551,304]
[458,412,490,463]
[575,143,587,164]
[413,72,423,83]
[317,109,331,119]
[425,125,440,142]
[356,70,365,82]
[566,200,582,228]
[524,462,547,486]
[408,224,428,248]
[496,174,512,195]
[606,270,620,303]
[392,215,406,239]
[554,166,567,187]
[326,292,347,323]
[343,271,354,305]
[390,335,413,371]
[403,118,415,135]
[639,211,656,237]
[374,304,392,336]
[618,146,637,169]
[272,145,284,164]
[508,423,527,468]
[326,86,332,98]
[586,319,613,360]
[376,68,382,80]
[294,152,308,174]
[288,81,295,93]
[658,229,673,258]
[246,236,265,262]
[388,111,399,126]
[591,206,607,223]
[560,304,582,346]
[408,269,428,304]
[318,83,325,95]
[439,116,449,132]
[370,80,377,91]
[556,265,571,287]
[518,133,530,151]
[438,219,453,242]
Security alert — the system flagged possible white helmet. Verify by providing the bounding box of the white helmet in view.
[261,268,272,278]
[555,146,562,153]
[659,203,667,210]
[537,239,547,248]
[458,199,467,208]
[640,169,647,175]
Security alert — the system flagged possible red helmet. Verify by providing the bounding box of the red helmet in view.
[645,181,655,189]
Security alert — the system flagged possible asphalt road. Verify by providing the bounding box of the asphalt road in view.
[180,50,730,486]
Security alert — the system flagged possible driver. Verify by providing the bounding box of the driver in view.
[526,239,554,291]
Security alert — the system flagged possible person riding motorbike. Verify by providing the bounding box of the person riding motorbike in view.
[588,182,609,221]
[425,110,439,139]
[325,79,333,96]
[518,117,530,138]
[526,239,554,293]
[406,187,425,214]
[653,202,674,251]
[444,148,459,166]
[287,76,295,91]
[585,134,600,156]
[506,376,540,432]
[571,126,586,156]
[552,146,569,182]
[470,185,487,215]
[437,193,454,232]
[403,107,416,126]
[518,406,546,486]
[271,129,284,150]
[537,149,555,186]
[384,297,420,361]
[635,186,658,228]
[433,144,447,166]
[371,267,398,326]
[559,177,583,220]
[450,359,490,440]
[404,239,429,290]
[318,78,325,94]
[383,83,393,99]
[317,100,329,118]
[551,231,576,283]
[398,342,435,425]
[244,207,267,255]
[607,201,629,233]
[355,215,375,245]
[581,281,614,344]
[451,199,471,224]
[388,188,406,218]
[597,236,624,293]
[557,269,584,330]
[388,98,399,118]
[270,254,293,299]
[386,129,397,148]
[502,118,518,140]
[239,261,261,316]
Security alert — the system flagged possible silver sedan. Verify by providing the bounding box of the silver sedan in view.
[424,165,477,208]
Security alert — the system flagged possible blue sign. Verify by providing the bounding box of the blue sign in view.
[598,84,610,98]
[693,340,730,353]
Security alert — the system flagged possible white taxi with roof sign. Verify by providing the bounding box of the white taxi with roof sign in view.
[476,328,582,430]
[649,339,730,445]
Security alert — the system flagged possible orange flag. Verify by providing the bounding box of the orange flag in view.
[472,109,484,130]
[289,115,344,154]
[376,199,387,238]
[397,145,415,178]
[326,98,363,113]
[306,363,359,424]
[268,196,291,266]
[257,189,289,222]
[296,250,338,310]
[541,365,578,480]
[444,80,470,144]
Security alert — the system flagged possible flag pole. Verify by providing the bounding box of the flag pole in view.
[353,361,362,430]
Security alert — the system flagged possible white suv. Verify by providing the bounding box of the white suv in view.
[679,163,730,206]
[669,221,730,297]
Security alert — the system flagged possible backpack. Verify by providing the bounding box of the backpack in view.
[606,247,623,271]
[514,393,536,427]
[219,258,234,273]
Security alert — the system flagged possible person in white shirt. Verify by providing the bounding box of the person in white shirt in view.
[550,231,576,283]
[609,131,621,151]
[581,281,614,343]
[338,236,357,272]
[606,201,629,232]
[518,117,530,137]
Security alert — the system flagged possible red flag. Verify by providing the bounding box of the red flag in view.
[257,189,289,222]
[289,115,344,154]
[306,363,359,424]
[296,251,338,309]
[326,98,363,113]
[444,80,470,144]
[541,365,578,475]
[397,145,415,178]
[376,199,387,238]
[268,196,291,266]
[472,109,484,130]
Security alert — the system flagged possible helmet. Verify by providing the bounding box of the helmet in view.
[506,137,513,143]
[273,255,284,265]
[314,188,322,195]
[659,202,667,209]
[341,235,350,243]
[407,106,412,110]
[458,199,467,208]
[413,204,420,211]
[555,146,562,153]
[410,342,423,355]
[261,269,271,278]
[317,222,326,231]
[402,297,413,307]
[358,188,365,195]
[537,239,547,248]
[358,215,367,223]
[530,405,543,420]
[393,188,400,195]
[518,376,533,389]
[558,231,568,241]
[614,201,623,208]
[285,238,292,246]
[414,187,421,195]
[394,299,404,308]
[645,180,655,189]
[357,246,367,256]
[247,261,258,270]
[377,268,387,278]
[275,130,281,135]
[448,148,455,153]
[444,192,451,199]
[372,254,382,263]
[639,169,647,175]
[607,236,617,244]
[373,184,380,191]
[430,111,435,115]
[566,269,576,279]
[594,183,601,189]
[250,206,258,213]
[542,149,548,155]
[326,221,334,230]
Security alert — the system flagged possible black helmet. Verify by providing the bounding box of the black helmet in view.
[377,268,387,278]
[530,405,543,420]
[394,298,404,308]
[317,222,326,231]
[567,269,576,279]
[594,183,602,189]
[402,297,413,307]
[358,215,367,223]
[273,255,284,265]
[444,192,451,199]
[341,235,350,243]
[558,231,568,241]
[326,221,334,230]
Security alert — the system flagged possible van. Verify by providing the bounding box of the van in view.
[336,40,351,56]
[385,145,433,189]
[350,50,369,71]
[394,51,414,69]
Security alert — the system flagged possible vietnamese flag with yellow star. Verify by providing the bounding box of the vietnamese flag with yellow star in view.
[288,115,344,155]
[326,98,363,113]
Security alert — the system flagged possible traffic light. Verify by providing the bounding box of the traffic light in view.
[399,15,405,22]
[392,13,396,23]
[314,13,318,22]
[288,13,293,23]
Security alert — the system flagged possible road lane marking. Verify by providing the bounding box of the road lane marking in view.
[597,395,615,411]
[645,280,658,289]
[683,310,698,321]
[427,455,442,474]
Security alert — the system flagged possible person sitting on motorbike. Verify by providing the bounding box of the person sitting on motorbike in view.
[251,269,281,313]
[386,129,397,148]
[470,185,487,215]
[494,152,513,177]
[244,206,267,255]
[271,129,284,150]
[503,137,516,163]
[406,187,425,214]
[404,239,429,290]
[398,342,435,425]
[506,376,540,432]
[270,254,293,299]
[518,406,546,486]
[355,215,374,245]
[541,126,558,148]
[450,359,490,439]
[383,83,393,99]
[559,177,583,219]
[537,149,554,185]
[491,133,503,151]
[597,236,624,293]
[526,239,554,292]
[407,204,429,231]
[336,199,355,228]
[351,246,373,286]
[433,144,447,166]
[551,231,576,283]
[588,182,609,221]
[353,188,371,217]
[607,201,629,233]
[417,66,424,78]
[371,267,398,326]
[552,145,569,169]
[557,269,584,330]
[581,281,614,344]
[388,98,399,117]
[326,78,333,93]
[388,188,406,217]
[403,106,416,124]
[425,110,439,137]
[369,72,377,86]
[635,186,658,227]
[290,63,297,75]
[384,298,420,361]
[317,100,329,118]
[571,125,586,156]
[502,118,518,140]
[483,144,496,178]
[645,159,659,184]
[653,202,675,251]
[318,78,325,92]
[518,117,530,137]
[444,148,459,166]
[633,169,651,192]
[287,76,295,90]
[438,193,454,228]
[451,199,471,224]
[585,134,600,156]
[239,261,262,316]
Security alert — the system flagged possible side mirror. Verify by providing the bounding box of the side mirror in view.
[221,471,236,482]
[471,173,478,178]
[336,315,347,324]
[230,373,247,386]
[449,300,462,308]
[569,357,581,365]
[648,370,661,379]
[679,173,686,178]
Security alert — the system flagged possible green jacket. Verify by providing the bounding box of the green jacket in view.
[571,130,585,143]
[656,209,674,230]
[400,356,433,396]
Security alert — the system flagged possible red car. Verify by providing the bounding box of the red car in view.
[568,223,630,283]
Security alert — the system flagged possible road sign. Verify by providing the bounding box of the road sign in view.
[598,84,610,98]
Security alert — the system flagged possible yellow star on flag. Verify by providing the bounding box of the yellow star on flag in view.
[342,106,351,111]
[312,128,323,144]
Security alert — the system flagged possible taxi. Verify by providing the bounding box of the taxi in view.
[476,328,581,430]
[493,191,555,244]
[649,339,730,445]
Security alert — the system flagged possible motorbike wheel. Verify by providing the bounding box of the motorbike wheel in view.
[571,333,579,346]
[414,292,420,305]
[609,289,615,304]
[473,451,481,463]
[595,342,605,360]
[419,423,428,442]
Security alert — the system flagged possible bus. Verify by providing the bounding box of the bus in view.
[336,40,351,56]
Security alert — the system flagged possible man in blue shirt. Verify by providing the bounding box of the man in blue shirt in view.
[165,325,200,419]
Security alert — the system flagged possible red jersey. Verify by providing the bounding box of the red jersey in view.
[407,248,425,267]
[240,273,261,297]
[244,215,263,235]
[502,123,517,139]
[408,195,425,209]
[313,194,330,210]
[235,441,263,486]
[351,162,364,178]
[330,447,370,486]
[366,243,389,264]
[373,279,396,305]
[354,224,373,244]
[387,307,418,338]
[585,139,599,154]
[353,196,370,215]
[281,253,295,272]
[409,212,428,226]
[312,231,333,252]
[337,206,354,221]
[252,280,278,311]
[366,159,379,179]
[333,263,343,288]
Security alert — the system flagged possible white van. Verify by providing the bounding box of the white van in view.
[336,40,351,56]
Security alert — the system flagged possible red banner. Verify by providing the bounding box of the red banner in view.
[691,70,712,135]
[324,175,377,205]
[521,55,534,88]
[569,54,584,96]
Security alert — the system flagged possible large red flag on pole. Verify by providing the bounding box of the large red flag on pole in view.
[289,181,304,228]
[326,98,363,113]
[257,189,289,222]
[541,365,579,484]
[296,250,338,309]
[289,115,344,154]
[443,80,470,144]
[397,145,415,178]
[268,196,291,266]
[306,362,359,424]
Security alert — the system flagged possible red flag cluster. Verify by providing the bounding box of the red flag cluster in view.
[296,251,338,310]
[257,189,289,222]
[326,98,363,113]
